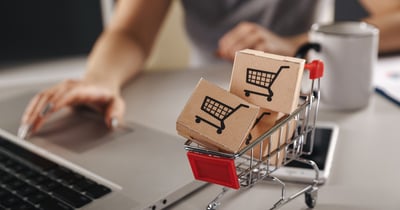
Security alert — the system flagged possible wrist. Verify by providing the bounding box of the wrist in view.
[82,72,122,95]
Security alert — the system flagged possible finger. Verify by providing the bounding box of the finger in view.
[219,22,253,49]
[20,94,53,138]
[28,102,56,135]
[46,80,82,112]
[53,86,113,112]
[50,80,106,114]
[230,31,264,52]
[23,91,54,126]
[21,80,77,124]
[29,115,47,135]
[19,94,41,138]
[22,94,43,124]
[218,22,256,59]
[48,79,79,102]
[31,85,114,135]
[225,33,265,61]
[253,40,268,51]
[105,96,125,129]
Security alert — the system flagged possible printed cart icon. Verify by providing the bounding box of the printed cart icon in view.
[244,65,290,101]
[195,96,249,134]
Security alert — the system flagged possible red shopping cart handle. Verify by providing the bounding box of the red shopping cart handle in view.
[187,151,240,189]
[305,60,324,79]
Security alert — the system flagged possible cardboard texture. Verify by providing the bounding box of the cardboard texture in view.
[240,108,279,154]
[269,147,286,167]
[241,109,297,164]
[176,78,259,153]
[268,114,297,167]
[229,49,305,114]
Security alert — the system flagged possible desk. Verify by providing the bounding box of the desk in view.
[0,58,399,210]
[125,64,400,210]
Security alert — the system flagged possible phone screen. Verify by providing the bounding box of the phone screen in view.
[286,127,332,170]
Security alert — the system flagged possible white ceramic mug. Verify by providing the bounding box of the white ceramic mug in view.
[298,22,379,111]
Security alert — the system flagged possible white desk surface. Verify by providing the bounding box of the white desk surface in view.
[0,56,399,210]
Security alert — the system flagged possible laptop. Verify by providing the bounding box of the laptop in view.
[0,86,206,210]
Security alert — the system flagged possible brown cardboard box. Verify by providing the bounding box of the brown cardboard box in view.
[176,78,260,153]
[267,147,287,167]
[241,109,297,165]
[240,108,279,156]
[229,49,305,114]
[268,114,297,167]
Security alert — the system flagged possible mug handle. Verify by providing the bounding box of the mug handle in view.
[295,42,324,79]
[295,42,321,59]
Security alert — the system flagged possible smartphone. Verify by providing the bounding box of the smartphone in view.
[273,122,339,184]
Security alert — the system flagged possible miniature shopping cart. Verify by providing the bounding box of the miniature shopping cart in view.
[185,60,324,210]
[195,96,249,134]
[244,65,290,101]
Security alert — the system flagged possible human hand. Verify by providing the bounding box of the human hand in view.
[18,79,125,139]
[216,21,306,61]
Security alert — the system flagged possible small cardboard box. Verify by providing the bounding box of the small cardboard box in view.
[177,78,260,153]
[229,49,305,114]
[241,109,297,163]
[241,108,279,149]
[268,148,286,167]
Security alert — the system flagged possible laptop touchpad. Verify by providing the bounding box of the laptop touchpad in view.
[35,108,133,153]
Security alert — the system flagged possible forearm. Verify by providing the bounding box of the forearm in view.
[83,0,172,93]
[84,29,147,93]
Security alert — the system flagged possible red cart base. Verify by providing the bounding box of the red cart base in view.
[187,151,240,189]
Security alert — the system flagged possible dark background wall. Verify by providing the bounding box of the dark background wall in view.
[0,0,103,64]
[0,0,370,65]
[335,0,369,21]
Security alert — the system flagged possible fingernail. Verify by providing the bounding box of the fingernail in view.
[40,103,53,117]
[18,124,32,140]
[111,117,119,129]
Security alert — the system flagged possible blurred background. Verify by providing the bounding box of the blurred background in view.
[0,1,103,65]
[0,0,368,71]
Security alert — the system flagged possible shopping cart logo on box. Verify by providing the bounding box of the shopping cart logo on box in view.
[244,66,290,101]
[195,96,249,134]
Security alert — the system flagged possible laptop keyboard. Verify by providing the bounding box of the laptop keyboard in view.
[0,137,111,210]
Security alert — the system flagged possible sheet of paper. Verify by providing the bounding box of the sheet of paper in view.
[374,56,400,106]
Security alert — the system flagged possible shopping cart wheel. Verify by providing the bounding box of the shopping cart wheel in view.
[195,118,201,123]
[207,202,218,210]
[217,129,222,134]
[267,96,272,102]
[244,91,250,97]
[305,190,317,208]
